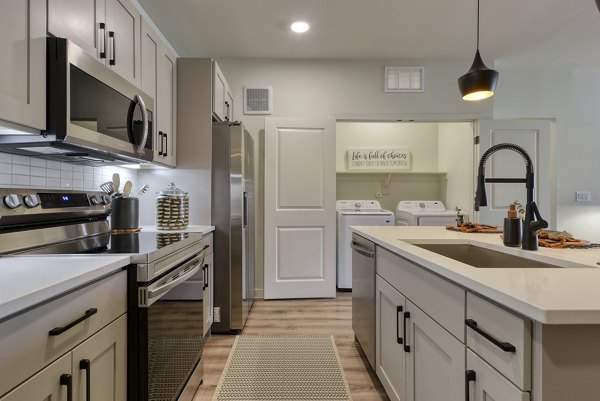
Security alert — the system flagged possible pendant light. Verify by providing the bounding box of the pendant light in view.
[458,0,499,101]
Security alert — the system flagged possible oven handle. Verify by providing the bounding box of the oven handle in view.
[147,255,204,301]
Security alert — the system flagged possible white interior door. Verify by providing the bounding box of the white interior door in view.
[476,119,556,228]
[264,118,336,299]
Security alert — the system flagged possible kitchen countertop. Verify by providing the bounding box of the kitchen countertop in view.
[0,255,131,323]
[140,225,215,234]
[353,225,600,325]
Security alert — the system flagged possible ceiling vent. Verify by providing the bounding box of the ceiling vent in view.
[384,66,424,93]
[243,86,273,115]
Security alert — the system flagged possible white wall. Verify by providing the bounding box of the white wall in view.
[336,122,439,172]
[493,67,600,241]
[437,122,474,218]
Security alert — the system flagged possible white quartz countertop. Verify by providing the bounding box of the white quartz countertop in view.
[0,255,131,322]
[352,226,600,324]
[140,225,215,234]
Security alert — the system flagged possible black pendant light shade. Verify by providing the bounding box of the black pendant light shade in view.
[596,0,600,12]
[458,50,499,101]
[458,0,499,101]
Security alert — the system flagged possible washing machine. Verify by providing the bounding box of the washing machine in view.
[395,200,458,226]
[336,200,394,290]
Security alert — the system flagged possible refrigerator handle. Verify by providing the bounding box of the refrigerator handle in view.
[242,191,248,228]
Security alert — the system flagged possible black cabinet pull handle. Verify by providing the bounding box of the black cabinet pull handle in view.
[203,264,208,289]
[465,319,516,353]
[109,31,116,65]
[465,370,476,401]
[49,308,97,336]
[99,23,106,59]
[80,359,91,401]
[158,131,163,155]
[60,373,73,401]
[225,101,230,121]
[396,305,403,344]
[163,132,168,156]
[403,311,411,352]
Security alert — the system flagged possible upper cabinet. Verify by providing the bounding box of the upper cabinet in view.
[141,19,177,167]
[0,0,46,130]
[213,61,233,122]
[48,0,141,87]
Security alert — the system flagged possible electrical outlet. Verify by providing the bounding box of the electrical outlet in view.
[213,307,221,322]
[576,191,592,202]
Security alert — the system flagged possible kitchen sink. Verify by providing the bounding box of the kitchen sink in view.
[413,243,571,268]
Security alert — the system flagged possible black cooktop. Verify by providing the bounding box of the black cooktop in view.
[20,231,203,262]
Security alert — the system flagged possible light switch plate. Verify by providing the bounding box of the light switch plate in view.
[576,191,592,202]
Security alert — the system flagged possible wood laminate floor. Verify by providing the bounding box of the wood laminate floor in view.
[191,292,389,401]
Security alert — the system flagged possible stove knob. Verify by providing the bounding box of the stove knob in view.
[102,195,111,205]
[3,194,22,209]
[90,195,101,205]
[23,194,40,208]
[354,202,361,208]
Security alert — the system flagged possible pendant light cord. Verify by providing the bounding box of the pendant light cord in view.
[476,0,480,51]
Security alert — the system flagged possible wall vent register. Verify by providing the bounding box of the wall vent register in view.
[243,86,273,115]
[384,66,424,92]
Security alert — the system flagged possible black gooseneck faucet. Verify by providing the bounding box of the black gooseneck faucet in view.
[474,143,548,250]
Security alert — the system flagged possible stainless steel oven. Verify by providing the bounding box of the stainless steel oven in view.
[0,188,208,401]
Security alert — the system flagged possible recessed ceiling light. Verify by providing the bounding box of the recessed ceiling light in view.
[291,21,309,33]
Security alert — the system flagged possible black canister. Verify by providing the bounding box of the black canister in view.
[110,197,139,230]
[503,204,522,247]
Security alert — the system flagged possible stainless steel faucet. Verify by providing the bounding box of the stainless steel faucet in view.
[474,143,548,250]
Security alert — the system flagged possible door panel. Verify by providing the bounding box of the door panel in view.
[106,0,140,86]
[277,128,325,208]
[264,118,336,299]
[406,300,465,401]
[467,350,530,401]
[477,119,555,227]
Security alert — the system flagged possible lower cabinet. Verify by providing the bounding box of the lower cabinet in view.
[203,251,214,336]
[0,271,127,400]
[466,350,530,401]
[0,353,71,401]
[375,275,465,401]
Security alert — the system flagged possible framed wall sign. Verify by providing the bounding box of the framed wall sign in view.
[346,148,411,170]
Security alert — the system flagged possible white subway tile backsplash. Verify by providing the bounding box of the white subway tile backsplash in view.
[0,162,12,174]
[0,173,11,185]
[12,175,30,186]
[46,161,61,170]
[31,167,46,177]
[46,178,61,189]
[0,153,139,192]
[12,164,30,176]
[47,169,61,178]
[30,176,46,187]
[12,155,30,166]
[30,158,46,168]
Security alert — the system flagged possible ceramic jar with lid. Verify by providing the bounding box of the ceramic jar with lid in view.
[156,183,189,230]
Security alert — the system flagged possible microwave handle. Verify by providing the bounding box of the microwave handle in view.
[127,95,149,155]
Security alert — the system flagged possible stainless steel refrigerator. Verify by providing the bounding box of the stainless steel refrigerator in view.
[211,121,255,333]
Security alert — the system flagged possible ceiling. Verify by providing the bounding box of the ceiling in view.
[139,0,600,68]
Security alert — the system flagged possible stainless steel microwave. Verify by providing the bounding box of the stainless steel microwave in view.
[0,37,153,166]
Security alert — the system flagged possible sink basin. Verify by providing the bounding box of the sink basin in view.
[413,243,569,268]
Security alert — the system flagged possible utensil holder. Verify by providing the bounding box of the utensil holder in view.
[111,197,139,230]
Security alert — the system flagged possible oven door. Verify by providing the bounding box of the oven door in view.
[137,253,204,401]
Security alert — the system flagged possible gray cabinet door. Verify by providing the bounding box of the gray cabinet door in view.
[48,0,106,60]
[376,275,407,401]
[406,300,465,401]
[0,0,46,130]
[466,350,530,401]
[0,354,71,401]
[106,0,140,86]
[157,44,177,166]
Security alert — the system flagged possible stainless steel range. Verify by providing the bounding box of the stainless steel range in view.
[0,188,207,401]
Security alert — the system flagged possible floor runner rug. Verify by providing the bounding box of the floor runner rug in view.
[213,334,352,401]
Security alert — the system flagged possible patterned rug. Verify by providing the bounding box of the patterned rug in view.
[213,335,352,401]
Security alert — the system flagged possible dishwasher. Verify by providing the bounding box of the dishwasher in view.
[351,232,376,369]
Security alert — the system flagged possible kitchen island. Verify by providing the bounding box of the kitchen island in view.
[353,225,600,401]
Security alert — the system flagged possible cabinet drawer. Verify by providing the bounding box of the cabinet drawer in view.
[466,292,531,391]
[467,349,530,401]
[377,247,465,341]
[0,270,127,397]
